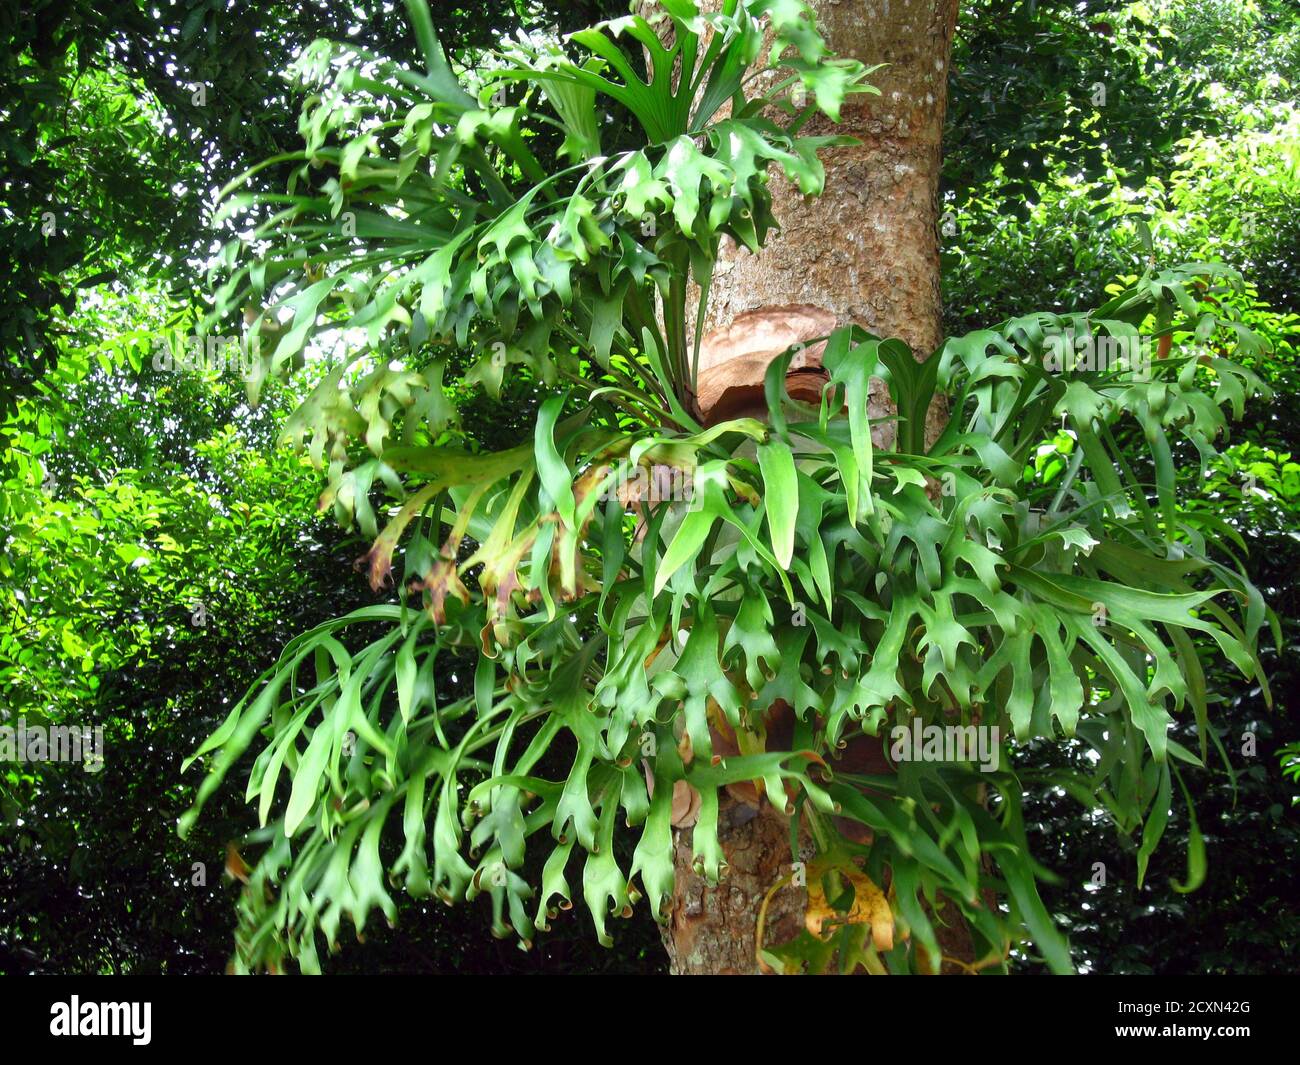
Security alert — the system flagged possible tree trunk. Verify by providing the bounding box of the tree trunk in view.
[662,0,962,975]
[662,795,811,974]
[700,0,958,446]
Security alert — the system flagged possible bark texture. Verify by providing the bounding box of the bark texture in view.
[662,795,812,975]
[659,0,963,975]
[703,0,958,352]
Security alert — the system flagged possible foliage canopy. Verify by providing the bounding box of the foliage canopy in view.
[175,0,1280,975]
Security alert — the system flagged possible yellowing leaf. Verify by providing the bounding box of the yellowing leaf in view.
[805,862,894,954]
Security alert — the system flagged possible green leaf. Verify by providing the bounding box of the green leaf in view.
[757,438,799,568]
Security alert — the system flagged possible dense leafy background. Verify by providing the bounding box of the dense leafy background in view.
[943,0,1300,975]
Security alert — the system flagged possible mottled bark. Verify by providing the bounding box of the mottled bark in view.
[704,1,957,345]
[662,795,812,975]
[700,0,958,447]
[657,0,963,975]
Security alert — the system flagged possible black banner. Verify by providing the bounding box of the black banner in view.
[0,974,1293,1050]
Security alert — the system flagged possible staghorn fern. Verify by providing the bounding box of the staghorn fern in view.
[181,0,1275,974]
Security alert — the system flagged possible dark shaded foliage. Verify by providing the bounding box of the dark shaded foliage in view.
[0,0,621,412]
